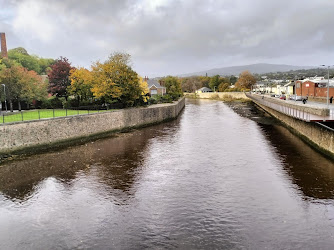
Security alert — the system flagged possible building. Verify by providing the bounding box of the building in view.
[145,77,166,96]
[195,87,213,93]
[253,81,275,94]
[295,77,334,99]
[283,81,295,96]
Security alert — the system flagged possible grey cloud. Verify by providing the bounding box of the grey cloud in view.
[2,0,334,76]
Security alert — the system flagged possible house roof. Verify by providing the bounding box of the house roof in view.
[147,79,165,89]
[197,87,212,92]
[299,78,334,87]
[284,82,295,87]
[255,81,271,86]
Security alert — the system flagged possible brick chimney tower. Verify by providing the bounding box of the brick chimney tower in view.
[0,33,8,59]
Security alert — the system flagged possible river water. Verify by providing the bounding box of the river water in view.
[1,99,334,249]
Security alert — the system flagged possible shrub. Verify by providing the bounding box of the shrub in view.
[210,94,219,100]
[40,96,65,109]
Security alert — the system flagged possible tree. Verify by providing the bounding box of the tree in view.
[235,71,256,89]
[0,65,47,111]
[0,65,23,111]
[48,57,74,100]
[68,67,93,104]
[91,52,147,107]
[139,76,149,104]
[37,57,55,74]
[181,76,203,92]
[218,82,230,92]
[162,76,182,99]
[19,69,48,107]
[9,47,29,55]
[229,75,238,85]
[209,75,223,90]
[199,76,210,88]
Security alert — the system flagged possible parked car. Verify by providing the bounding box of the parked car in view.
[280,95,286,100]
[289,95,303,101]
[274,94,280,98]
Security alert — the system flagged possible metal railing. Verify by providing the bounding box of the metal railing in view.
[0,106,115,124]
[246,94,312,121]
[260,98,311,121]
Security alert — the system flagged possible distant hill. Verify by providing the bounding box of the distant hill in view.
[180,63,315,77]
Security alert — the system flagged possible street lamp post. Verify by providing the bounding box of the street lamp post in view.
[1,84,7,112]
[321,65,333,107]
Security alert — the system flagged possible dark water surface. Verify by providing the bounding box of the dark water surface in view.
[1,99,334,249]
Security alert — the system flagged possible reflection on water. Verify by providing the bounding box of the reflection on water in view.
[261,124,334,200]
[1,99,334,249]
[0,123,172,202]
[229,101,334,200]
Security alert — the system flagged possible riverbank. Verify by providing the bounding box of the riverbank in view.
[0,97,185,159]
[247,94,334,159]
[184,92,249,101]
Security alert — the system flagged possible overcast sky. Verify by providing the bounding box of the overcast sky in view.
[1,0,334,76]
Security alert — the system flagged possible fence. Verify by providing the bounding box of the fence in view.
[257,98,311,121]
[0,105,117,124]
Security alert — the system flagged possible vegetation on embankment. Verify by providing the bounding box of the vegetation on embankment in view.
[185,92,250,102]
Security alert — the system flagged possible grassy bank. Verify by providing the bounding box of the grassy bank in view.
[0,109,114,124]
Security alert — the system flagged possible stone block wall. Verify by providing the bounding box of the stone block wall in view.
[0,97,185,154]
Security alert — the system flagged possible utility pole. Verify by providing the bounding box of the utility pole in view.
[321,65,333,108]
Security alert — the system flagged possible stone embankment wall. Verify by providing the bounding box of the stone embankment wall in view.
[250,97,334,157]
[0,97,185,154]
[185,92,249,100]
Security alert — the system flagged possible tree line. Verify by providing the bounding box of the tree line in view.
[180,71,256,92]
[49,53,150,108]
[0,49,183,111]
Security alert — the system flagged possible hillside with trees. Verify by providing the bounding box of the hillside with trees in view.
[255,68,334,81]
[8,47,55,74]
[180,63,314,77]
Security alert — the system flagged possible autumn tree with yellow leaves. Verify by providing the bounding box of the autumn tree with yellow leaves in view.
[68,67,93,105]
[91,52,148,107]
[235,71,256,90]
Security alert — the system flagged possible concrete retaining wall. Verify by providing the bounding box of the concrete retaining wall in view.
[254,101,334,157]
[0,97,185,154]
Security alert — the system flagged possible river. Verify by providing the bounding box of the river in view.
[1,99,334,249]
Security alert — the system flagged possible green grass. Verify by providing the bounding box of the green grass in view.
[0,109,110,124]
